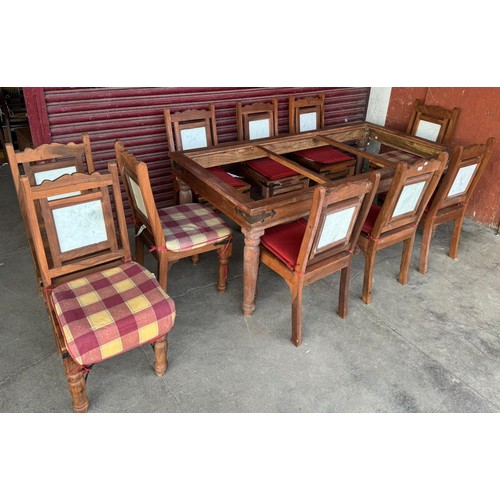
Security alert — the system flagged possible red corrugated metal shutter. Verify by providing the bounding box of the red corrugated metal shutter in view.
[25,87,370,209]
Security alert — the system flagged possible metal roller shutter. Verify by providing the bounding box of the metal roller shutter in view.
[25,87,370,209]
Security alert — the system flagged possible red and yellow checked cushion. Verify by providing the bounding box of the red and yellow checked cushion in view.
[379,150,421,163]
[210,167,247,188]
[294,145,354,165]
[51,261,176,366]
[157,203,232,252]
[261,218,308,271]
[247,158,298,181]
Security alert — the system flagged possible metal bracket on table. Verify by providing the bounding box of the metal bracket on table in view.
[235,208,277,224]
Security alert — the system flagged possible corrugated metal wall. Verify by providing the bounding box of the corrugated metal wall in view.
[25,87,370,208]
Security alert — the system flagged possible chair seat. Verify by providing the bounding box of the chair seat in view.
[210,167,247,188]
[158,203,232,252]
[51,261,176,367]
[293,145,354,165]
[261,218,308,270]
[380,150,421,163]
[247,157,299,181]
[361,203,382,235]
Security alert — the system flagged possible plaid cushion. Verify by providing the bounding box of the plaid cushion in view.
[51,261,176,366]
[158,203,232,252]
[379,150,421,163]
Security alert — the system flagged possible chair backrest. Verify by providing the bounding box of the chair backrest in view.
[19,162,131,288]
[288,93,325,134]
[7,133,95,195]
[236,99,279,141]
[114,141,165,249]
[294,172,380,274]
[406,99,460,145]
[164,104,218,152]
[371,153,448,239]
[428,137,495,213]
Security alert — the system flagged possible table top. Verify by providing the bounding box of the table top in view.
[169,121,447,232]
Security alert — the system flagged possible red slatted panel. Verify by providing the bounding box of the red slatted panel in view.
[25,87,370,209]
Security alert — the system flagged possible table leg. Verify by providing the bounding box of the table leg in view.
[241,228,265,317]
[177,178,193,204]
[355,135,369,175]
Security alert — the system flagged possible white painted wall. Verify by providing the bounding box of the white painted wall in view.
[366,87,392,126]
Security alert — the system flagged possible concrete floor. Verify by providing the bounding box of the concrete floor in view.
[1,163,499,413]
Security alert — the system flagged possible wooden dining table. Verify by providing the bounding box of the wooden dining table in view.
[169,121,447,317]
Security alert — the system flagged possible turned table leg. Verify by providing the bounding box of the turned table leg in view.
[177,178,193,205]
[241,228,265,317]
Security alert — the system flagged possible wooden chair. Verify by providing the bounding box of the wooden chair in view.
[378,99,460,166]
[6,134,96,290]
[7,133,95,195]
[115,140,233,293]
[419,137,495,274]
[258,172,380,346]
[19,163,176,412]
[236,99,310,198]
[287,94,356,181]
[358,153,448,304]
[164,104,250,195]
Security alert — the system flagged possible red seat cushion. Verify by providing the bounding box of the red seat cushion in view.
[247,158,298,181]
[260,218,308,270]
[362,203,382,235]
[210,167,247,188]
[294,145,353,165]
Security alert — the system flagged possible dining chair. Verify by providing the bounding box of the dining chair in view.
[7,132,95,195]
[358,153,448,304]
[115,140,233,293]
[6,134,96,290]
[287,93,356,181]
[19,163,176,412]
[377,99,460,166]
[236,99,310,198]
[258,172,380,346]
[164,104,250,195]
[419,137,495,274]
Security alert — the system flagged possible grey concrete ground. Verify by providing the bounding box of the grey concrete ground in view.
[1,163,499,413]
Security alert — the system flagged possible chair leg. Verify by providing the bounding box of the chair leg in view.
[157,253,169,291]
[362,245,376,305]
[217,242,232,293]
[135,236,145,265]
[291,283,304,347]
[399,234,415,285]
[449,214,464,260]
[419,220,433,275]
[338,265,351,319]
[63,356,89,413]
[153,336,168,376]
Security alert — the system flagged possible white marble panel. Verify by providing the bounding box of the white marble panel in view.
[392,181,426,218]
[299,112,318,132]
[249,118,271,140]
[317,206,356,249]
[180,127,208,150]
[447,164,478,198]
[415,120,441,142]
[53,200,107,253]
[34,166,79,200]
[130,177,148,219]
